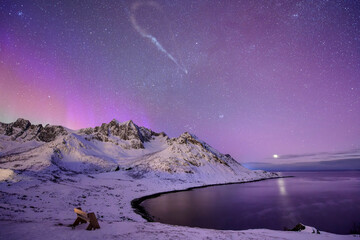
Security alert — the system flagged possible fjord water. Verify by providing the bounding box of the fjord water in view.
[141,171,360,234]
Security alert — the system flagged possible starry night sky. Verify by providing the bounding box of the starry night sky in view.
[1,0,359,162]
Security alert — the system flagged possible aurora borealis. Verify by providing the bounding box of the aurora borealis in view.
[1,0,359,162]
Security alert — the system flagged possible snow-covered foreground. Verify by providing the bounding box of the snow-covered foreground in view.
[0,118,357,239]
[0,170,355,240]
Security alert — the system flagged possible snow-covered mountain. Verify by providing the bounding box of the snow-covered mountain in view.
[0,118,277,181]
[2,119,350,240]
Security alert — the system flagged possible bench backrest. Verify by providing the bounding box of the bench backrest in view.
[73,207,100,230]
[74,208,90,221]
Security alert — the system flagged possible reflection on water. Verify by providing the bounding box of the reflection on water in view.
[276,177,297,226]
[141,171,360,234]
[277,178,287,196]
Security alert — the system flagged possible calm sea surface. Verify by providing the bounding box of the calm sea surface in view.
[141,171,360,234]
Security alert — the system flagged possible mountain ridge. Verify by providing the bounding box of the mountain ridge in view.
[0,118,277,181]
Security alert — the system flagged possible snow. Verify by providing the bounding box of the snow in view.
[0,221,354,240]
[0,119,355,239]
[0,168,16,182]
[302,225,320,234]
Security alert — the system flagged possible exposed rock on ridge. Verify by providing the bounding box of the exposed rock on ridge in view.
[79,119,164,149]
[0,118,67,142]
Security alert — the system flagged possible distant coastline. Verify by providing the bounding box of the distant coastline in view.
[244,158,360,172]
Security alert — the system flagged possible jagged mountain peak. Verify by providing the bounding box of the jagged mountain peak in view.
[123,119,135,125]
[0,118,67,143]
[12,118,31,130]
[95,119,140,132]
[108,119,136,127]
[172,132,201,145]
[180,131,197,138]
[109,119,136,126]
[109,118,120,124]
[78,119,160,149]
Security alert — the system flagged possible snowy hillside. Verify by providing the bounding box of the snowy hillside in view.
[0,118,277,181]
[1,118,350,240]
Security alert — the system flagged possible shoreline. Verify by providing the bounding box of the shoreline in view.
[0,169,355,239]
[131,175,293,223]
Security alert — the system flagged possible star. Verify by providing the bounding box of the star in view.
[0,0,359,164]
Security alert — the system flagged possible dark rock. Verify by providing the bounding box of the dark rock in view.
[175,132,203,146]
[38,125,67,142]
[291,223,306,231]
[5,125,13,136]
[3,118,31,137]
[79,128,94,135]
[12,118,31,130]
[289,223,320,234]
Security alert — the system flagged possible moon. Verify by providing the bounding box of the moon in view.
[273,154,279,159]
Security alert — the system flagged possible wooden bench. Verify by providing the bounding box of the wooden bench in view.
[72,207,100,230]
